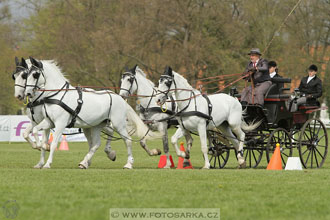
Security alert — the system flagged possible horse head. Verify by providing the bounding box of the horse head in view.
[13,57,30,100]
[119,64,138,98]
[156,66,174,106]
[25,56,45,99]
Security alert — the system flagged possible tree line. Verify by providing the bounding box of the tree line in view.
[0,0,329,114]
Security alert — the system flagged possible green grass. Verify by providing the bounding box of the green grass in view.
[0,128,330,220]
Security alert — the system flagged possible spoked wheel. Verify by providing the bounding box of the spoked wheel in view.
[266,128,293,168]
[298,118,328,168]
[242,131,265,168]
[208,131,230,169]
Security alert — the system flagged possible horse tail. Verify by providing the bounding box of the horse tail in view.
[240,108,263,131]
[125,103,159,140]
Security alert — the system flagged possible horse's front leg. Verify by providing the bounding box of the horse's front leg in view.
[157,121,172,168]
[23,123,38,150]
[32,119,52,151]
[198,123,210,169]
[171,128,186,158]
[33,129,50,169]
[42,123,66,169]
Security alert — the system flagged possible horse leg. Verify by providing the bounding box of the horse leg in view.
[41,129,51,151]
[171,128,186,158]
[42,123,66,169]
[78,125,103,169]
[183,131,193,166]
[115,123,133,169]
[159,122,172,168]
[32,119,52,150]
[82,128,93,167]
[197,124,210,169]
[103,126,116,161]
[23,123,38,150]
[33,129,50,168]
[231,125,246,168]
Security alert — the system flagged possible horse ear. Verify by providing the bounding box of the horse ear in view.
[131,64,138,75]
[15,57,20,66]
[164,66,173,76]
[21,57,28,68]
[29,56,43,69]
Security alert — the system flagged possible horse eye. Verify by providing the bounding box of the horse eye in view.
[22,72,28,79]
[33,72,40,79]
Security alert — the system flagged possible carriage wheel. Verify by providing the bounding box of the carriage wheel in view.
[241,131,264,168]
[298,118,328,168]
[208,131,230,169]
[266,128,293,168]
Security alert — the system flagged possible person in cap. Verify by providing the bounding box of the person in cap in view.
[268,61,281,79]
[289,64,322,112]
[241,48,271,106]
[268,60,283,90]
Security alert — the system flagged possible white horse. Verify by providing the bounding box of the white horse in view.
[24,57,155,169]
[12,57,50,155]
[120,65,182,168]
[156,67,261,169]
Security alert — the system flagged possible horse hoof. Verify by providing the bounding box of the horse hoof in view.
[202,166,210,169]
[78,164,87,169]
[123,163,133,169]
[33,164,43,169]
[238,161,246,169]
[107,151,116,161]
[42,165,51,169]
[150,149,161,156]
[184,152,190,159]
[42,144,50,152]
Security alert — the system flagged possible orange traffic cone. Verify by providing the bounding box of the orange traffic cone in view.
[158,155,175,168]
[48,133,53,144]
[176,142,193,169]
[59,135,69,151]
[267,143,282,170]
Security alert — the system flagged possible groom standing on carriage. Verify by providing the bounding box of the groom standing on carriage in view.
[241,48,272,106]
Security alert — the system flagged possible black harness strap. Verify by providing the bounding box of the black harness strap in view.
[42,86,83,128]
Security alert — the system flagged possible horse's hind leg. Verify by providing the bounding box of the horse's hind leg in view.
[82,128,94,167]
[103,126,116,161]
[197,123,210,169]
[79,125,103,169]
[231,125,246,168]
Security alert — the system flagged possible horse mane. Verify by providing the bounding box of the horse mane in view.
[136,66,155,87]
[172,71,194,90]
[42,60,70,82]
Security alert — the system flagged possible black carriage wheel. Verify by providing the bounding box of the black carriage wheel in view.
[243,146,263,168]
[298,118,328,168]
[241,131,264,168]
[208,131,231,169]
[266,128,293,168]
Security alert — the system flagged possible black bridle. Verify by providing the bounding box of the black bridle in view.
[158,74,177,100]
[25,65,46,91]
[120,72,138,96]
[13,66,29,89]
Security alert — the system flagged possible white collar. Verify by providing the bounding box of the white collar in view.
[270,72,276,78]
[307,75,315,83]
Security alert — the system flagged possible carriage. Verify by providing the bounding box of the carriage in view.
[208,77,328,169]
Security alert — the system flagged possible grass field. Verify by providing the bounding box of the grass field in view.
[1,128,330,220]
